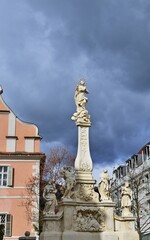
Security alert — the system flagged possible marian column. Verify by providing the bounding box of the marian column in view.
[71,80,93,180]
[40,80,139,240]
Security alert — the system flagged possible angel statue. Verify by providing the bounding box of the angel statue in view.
[60,166,76,199]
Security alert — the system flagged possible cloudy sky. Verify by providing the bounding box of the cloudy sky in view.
[1,0,150,178]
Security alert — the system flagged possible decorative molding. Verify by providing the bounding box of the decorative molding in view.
[0,196,36,199]
[6,136,18,139]
[0,158,43,161]
[77,184,94,201]
[24,136,42,139]
[0,110,10,114]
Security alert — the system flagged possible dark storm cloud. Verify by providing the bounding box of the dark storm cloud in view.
[1,0,150,168]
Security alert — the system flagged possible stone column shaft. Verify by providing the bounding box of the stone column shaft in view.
[75,126,92,171]
[75,125,93,181]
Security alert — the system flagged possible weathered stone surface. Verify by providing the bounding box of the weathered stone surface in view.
[40,81,139,240]
[121,181,132,217]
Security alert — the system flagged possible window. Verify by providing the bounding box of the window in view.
[0,166,13,187]
[0,166,8,186]
[146,146,149,159]
[126,164,129,173]
[114,170,118,179]
[25,138,34,152]
[0,214,12,237]
[128,159,131,169]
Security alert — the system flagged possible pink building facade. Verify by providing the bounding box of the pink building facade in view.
[0,86,45,239]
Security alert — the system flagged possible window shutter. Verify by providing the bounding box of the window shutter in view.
[7,167,13,186]
[5,214,12,237]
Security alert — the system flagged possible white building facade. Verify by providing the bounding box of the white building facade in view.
[111,142,150,239]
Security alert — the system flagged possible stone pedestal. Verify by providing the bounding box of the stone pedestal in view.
[114,215,139,240]
[40,214,63,240]
[41,199,139,240]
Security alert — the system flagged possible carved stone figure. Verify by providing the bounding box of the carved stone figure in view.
[74,207,104,232]
[43,181,57,215]
[98,170,111,201]
[76,212,85,230]
[71,80,91,124]
[121,181,132,217]
[61,166,76,199]
[88,213,101,231]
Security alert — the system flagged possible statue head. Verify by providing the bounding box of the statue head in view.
[80,80,85,85]
[79,77,86,85]
[125,181,130,187]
